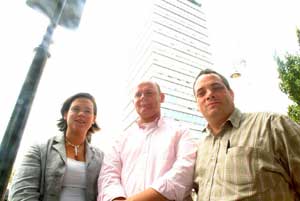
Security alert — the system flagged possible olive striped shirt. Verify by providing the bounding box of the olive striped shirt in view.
[194,108,300,201]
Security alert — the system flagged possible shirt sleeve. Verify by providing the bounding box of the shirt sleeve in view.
[97,137,126,201]
[150,127,197,201]
[9,144,42,201]
[273,115,300,197]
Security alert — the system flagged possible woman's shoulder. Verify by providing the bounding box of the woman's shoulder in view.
[92,146,104,156]
[88,144,104,157]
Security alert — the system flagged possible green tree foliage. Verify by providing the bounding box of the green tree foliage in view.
[276,29,300,123]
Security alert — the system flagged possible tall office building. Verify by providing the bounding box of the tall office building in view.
[123,0,212,137]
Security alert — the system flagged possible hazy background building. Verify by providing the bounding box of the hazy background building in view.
[123,0,212,137]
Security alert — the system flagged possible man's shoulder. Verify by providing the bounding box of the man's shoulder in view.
[239,111,297,130]
[243,111,287,121]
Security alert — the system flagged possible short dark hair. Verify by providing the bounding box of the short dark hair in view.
[57,92,100,136]
[193,68,231,95]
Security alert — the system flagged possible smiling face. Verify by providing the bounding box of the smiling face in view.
[64,98,96,135]
[133,81,165,123]
[194,73,235,125]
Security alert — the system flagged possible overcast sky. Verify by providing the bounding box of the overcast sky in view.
[1,0,300,165]
[204,0,300,113]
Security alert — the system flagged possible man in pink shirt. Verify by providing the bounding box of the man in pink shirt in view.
[97,81,197,201]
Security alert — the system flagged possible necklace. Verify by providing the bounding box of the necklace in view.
[65,138,85,160]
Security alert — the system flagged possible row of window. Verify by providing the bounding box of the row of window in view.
[162,107,206,126]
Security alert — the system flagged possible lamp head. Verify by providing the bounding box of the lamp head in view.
[26,0,86,29]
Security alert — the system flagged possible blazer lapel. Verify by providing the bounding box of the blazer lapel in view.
[85,142,94,168]
[52,134,67,163]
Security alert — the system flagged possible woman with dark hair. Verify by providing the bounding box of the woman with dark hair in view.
[10,92,104,201]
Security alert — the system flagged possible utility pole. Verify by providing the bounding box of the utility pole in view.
[0,1,86,200]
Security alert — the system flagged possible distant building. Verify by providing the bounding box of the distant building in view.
[123,0,212,137]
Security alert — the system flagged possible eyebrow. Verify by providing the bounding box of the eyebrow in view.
[211,82,224,87]
[196,82,224,91]
[71,105,93,109]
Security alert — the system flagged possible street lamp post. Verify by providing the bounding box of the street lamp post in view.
[230,59,246,79]
[0,1,85,200]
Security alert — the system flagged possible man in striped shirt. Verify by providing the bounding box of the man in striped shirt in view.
[193,68,300,201]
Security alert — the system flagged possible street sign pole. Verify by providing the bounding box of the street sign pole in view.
[0,1,67,199]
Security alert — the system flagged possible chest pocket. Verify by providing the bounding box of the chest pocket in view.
[219,146,284,197]
[223,146,257,185]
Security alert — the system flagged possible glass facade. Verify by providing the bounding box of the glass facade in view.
[123,0,212,137]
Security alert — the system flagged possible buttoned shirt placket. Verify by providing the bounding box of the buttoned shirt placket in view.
[140,125,157,190]
[207,135,221,201]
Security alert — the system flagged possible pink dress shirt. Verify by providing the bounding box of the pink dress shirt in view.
[97,117,197,201]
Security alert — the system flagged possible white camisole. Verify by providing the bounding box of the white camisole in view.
[59,158,87,201]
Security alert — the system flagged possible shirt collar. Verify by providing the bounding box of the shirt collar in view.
[137,116,161,129]
[202,108,242,136]
[227,108,242,128]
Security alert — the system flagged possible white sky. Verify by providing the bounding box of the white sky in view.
[1,0,300,166]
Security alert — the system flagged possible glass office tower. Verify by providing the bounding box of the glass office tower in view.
[123,0,212,137]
